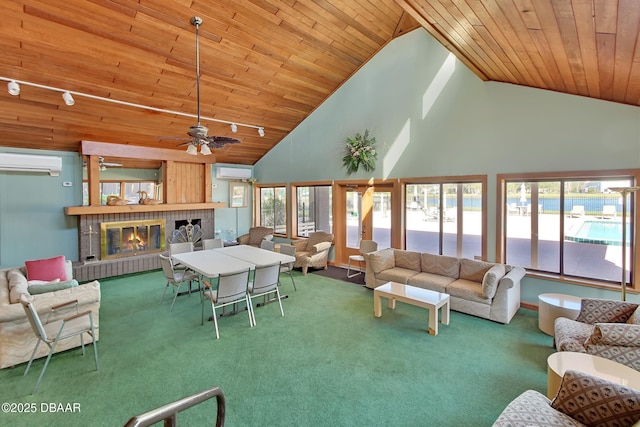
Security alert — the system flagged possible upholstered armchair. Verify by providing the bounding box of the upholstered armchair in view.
[236,227,274,247]
[291,231,334,275]
[554,298,640,371]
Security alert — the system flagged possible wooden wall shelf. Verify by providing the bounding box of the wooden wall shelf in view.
[65,202,227,216]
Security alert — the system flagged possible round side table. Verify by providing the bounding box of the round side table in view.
[547,352,640,399]
[538,293,581,336]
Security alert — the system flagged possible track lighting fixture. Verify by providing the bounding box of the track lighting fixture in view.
[230,123,238,133]
[258,127,265,137]
[62,91,75,106]
[200,144,212,155]
[186,144,198,155]
[7,80,20,96]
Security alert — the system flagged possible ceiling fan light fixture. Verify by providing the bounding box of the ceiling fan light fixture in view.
[186,144,198,155]
[258,127,265,137]
[62,91,75,106]
[200,144,212,155]
[7,80,20,96]
[230,123,238,133]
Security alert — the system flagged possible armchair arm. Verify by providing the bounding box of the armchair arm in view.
[310,241,332,255]
[51,299,79,311]
[263,235,274,242]
[499,266,526,289]
[290,239,307,251]
[64,309,92,322]
[236,234,250,245]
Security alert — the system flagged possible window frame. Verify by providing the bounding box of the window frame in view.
[496,169,640,291]
[254,183,288,237]
[401,175,487,260]
[290,181,334,239]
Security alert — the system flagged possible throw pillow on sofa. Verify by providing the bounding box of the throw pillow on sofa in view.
[575,299,639,324]
[482,264,505,299]
[25,255,68,282]
[459,258,498,282]
[551,369,640,427]
[28,279,78,295]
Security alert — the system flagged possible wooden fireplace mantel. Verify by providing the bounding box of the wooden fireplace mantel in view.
[65,202,226,215]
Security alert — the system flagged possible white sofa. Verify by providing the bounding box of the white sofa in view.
[363,248,525,324]
[0,260,101,369]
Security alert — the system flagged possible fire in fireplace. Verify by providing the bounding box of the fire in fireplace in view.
[100,219,166,260]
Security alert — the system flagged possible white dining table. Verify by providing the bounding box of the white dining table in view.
[213,244,295,267]
[171,249,255,279]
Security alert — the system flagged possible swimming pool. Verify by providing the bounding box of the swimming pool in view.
[565,219,630,246]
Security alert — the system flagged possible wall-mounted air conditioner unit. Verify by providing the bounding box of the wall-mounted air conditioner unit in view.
[0,153,62,176]
[215,167,252,180]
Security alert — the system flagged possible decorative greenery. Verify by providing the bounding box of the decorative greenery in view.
[342,130,377,175]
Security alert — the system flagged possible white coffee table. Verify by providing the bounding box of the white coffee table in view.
[373,282,450,335]
[547,351,640,399]
[538,293,581,336]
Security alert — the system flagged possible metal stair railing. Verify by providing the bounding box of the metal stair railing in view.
[123,386,225,427]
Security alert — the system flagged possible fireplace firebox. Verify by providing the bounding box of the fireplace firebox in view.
[100,219,166,260]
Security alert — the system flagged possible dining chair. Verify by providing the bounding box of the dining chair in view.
[260,240,276,251]
[20,294,99,394]
[159,254,200,312]
[201,268,253,339]
[278,243,297,291]
[247,263,284,326]
[347,240,378,278]
[168,241,194,270]
[202,238,224,250]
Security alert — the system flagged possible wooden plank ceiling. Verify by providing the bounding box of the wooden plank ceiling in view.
[0,1,638,168]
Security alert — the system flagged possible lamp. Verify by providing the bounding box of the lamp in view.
[258,127,265,137]
[608,186,640,301]
[7,80,19,96]
[186,144,198,156]
[230,123,238,133]
[62,91,75,106]
[200,144,212,155]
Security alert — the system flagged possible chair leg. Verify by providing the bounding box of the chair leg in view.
[247,296,256,327]
[169,282,183,312]
[289,271,296,291]
[211,302,220,339]
[275,288,284,317]
[160,281,170,305]
[32,342,57,394]
[24,340,42,376]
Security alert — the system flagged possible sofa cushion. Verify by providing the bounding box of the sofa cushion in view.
[376,268,418,285]
[394,250,421,271]
[447,279,491,305]
[420,253,459,279]
[482,264,506,299]
[407,272,455,293]
[369,248,395,274]
[575,299,639,325]
[28,279,79,295]
[27,279,60,286]
[551,369,640,427]
[7,268,29,304]
[459,258,497,282]
[25,255,68,282]
[585,323,640,347]
[555,317,595,352]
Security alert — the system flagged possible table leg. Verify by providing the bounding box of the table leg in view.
[388,297,396,310]
[373,292,382,317]
[428,307,438,335]
[441,300,450,325]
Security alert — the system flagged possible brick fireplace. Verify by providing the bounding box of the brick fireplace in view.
[73,209,215,281]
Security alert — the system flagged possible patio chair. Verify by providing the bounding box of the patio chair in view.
[202,238,224,249]
[20,294,99,394]
[247,263,284,326]
[159,254,200,312]
[278,243,297,291]
[260,239,276,251]
[602,205,617,219]
[569,205,584,217]
[201,268,252,339]
[347,240,378,278]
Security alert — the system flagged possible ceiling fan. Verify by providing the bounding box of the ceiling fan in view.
[173,16,240,155]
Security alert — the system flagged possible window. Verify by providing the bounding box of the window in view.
[499,171,639,287]
[258,186,287,235]
[293,185,332,237]
[82,181,156,205]
[405,177,486,259]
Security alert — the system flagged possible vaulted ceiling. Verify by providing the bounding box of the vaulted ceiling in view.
[1,1,638,168]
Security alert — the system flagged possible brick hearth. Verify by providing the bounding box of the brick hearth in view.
[74,209,215,281]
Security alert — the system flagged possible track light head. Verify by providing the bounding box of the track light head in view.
[62,91,75,106]
[230,123,238,133]
[200,144,212,155]
[7,80,20,96]
[258,127,265,137]
[186,144,198,155]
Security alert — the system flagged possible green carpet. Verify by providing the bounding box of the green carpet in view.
[0,270,553,426]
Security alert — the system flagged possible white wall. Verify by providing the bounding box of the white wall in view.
[255,28,640,304]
